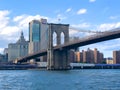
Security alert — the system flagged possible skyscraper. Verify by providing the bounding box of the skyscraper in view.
[29,20,40,42]
[29,19,48,54]
[29,19,48,62]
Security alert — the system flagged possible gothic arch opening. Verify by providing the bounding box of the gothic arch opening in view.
[61,32,65,44]
[53,32,57,46]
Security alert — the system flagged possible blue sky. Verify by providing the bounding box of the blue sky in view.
[0,0,120,57]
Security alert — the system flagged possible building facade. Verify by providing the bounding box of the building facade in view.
[0,54,5,63]
[75,51,80,63]
[69,50,76,63]
[94,48,103,64]
[74,48,104,64]
[28,19,48,62]
[106,58,113,64]
[3,48,8,62]
[29,19,48,54]
[8,32,28,62]
[113,50,120,64]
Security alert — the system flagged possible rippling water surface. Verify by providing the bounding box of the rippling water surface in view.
[0,69,120,90]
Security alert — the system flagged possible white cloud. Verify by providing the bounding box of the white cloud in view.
[0,10,18,42]
[0,10,10,29]
[0,10,10,18]
[109,16,119,20]
[13,14,49,29]
[77,9,87,15]
[71,23,91,28]
[109,16,117,20]
[69,28,79,35]
[0,26,19,36]
[89,0,96,3]
[13,15,26,22]
[69,23,92,38]
[0,10,20,42]
[0,48,4,54]
[97,22,120,31]
[66,8,72,13]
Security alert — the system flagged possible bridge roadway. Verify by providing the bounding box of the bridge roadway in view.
[18,28,120,63]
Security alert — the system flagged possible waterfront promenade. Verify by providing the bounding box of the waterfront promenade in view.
[0,63,120,70]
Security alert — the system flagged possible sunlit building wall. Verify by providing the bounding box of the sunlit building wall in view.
[113,50,120,64]
[8,32,28,62]
[29,19,48,62]
[29,19,48,54]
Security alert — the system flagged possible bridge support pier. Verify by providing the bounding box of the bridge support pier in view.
[47,23,70,70]
[53,49,70,70]
[47,49,71,70]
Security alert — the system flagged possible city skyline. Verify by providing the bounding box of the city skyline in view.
[0,0,120,57]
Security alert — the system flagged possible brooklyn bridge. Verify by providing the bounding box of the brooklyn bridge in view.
[17,23,120,70]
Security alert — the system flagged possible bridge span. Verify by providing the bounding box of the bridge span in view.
[18,28,120,64]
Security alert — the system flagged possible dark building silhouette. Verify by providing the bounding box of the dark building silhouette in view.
[86,48,94,63]
[80,52,83,63]
[69,50,76,63]
[3,48,8,62]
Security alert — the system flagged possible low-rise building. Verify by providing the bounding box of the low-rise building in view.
[106,58,113,64]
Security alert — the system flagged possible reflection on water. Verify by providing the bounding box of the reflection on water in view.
[0,69,120,90]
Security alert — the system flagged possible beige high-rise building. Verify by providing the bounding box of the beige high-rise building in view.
[83,50,87,63]
[75,52,80,63]
[8,32,28,62]
[78,48,104,64]
[29,19,48,53]
[113,50,120,64]
[94,48,103,64]
[86,48,94,63]
[29,19,48,62]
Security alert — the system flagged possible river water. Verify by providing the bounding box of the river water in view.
[0,69,120,90]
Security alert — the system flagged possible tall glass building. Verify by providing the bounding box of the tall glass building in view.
[29,20,40,42]
[28,19,48,55]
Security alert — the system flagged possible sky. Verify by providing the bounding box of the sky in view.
[0,0,120,57]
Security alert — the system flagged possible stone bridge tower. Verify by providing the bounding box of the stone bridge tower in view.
[47,23,70,70]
